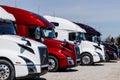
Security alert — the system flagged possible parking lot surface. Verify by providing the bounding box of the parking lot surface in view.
[18,60,120,80]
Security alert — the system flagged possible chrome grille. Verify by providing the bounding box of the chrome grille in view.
[38,47,48,65]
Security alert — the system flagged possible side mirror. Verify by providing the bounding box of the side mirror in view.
[41,37,44,43]
[97,37,101,46]
[74,40,77,44]
[55,32,58,38]
[35,27,41,39]
[77,39,81,44]
[98,41,100,46]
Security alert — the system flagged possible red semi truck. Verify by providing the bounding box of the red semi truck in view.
[2,5,80,71]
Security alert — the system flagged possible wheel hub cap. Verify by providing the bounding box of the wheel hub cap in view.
[48,59,55,70]
[82,56,91,64]
[0,64,10,80]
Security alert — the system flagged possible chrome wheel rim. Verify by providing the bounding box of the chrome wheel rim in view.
[82,56,91,64]
[0,64,10,80]
[48,58,56,71]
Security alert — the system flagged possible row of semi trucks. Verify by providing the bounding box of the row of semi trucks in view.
[0,5,118,80]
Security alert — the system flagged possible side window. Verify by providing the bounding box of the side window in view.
[69,32,76,41]
[28,27,36,38]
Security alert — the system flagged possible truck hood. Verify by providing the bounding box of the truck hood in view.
[0,35,46,47]
[83,40,98,46]
[84,40,104,48]
[44,38,74,49]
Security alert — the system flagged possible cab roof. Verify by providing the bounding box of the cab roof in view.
[0,5,54,28]
[44,15,86,33]
[0,7,15,21]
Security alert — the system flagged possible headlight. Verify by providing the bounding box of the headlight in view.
[67,57,72,60]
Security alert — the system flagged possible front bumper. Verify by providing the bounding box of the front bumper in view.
[96,52,105,62]
[76,58,81,65]
[67,57,75,66]
[15,64,48,79]
[112,53,118,60]
[92,52,101,63]
[23,66,48,79]
[59,56,76,69]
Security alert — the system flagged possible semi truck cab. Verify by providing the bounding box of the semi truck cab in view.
[0,7,48,80]
[74,22,105,61]
[74,22,118,61]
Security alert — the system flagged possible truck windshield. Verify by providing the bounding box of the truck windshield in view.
[42,28,56,38]
[79,33,86,40]
[92,36,101,43]
[69,32,86,41]
[0,20,16,35]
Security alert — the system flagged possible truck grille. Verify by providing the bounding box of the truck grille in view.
[38,47,48,65]
[74,46,80,59]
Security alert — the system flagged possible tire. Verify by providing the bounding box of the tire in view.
[48,55,59,72]
[105,53,109,62]
[80,53,93,65]
[0,59,15,80]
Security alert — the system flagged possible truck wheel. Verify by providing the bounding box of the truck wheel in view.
[48,56,59,72]
[0,59,15,80]
[105,53,109,62]
[81,53,93,65]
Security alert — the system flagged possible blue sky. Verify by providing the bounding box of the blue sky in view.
[0,0,120,39]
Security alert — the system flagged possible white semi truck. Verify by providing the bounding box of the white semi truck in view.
[44,16,104,65]
[74,22,106,61]
[0,7,48,80]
